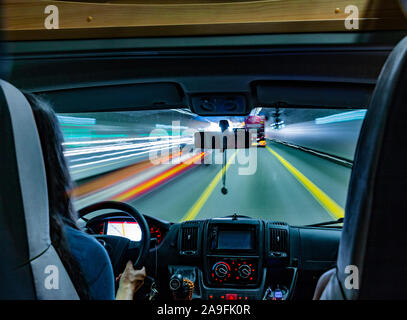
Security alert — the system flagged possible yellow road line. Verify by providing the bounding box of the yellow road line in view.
[181,150,238,222]
[266,146,344,219]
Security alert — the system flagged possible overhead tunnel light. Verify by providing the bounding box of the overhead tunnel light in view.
[270,121,284,129]
[315,110,367,125]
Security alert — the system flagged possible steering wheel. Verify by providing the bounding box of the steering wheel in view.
[78,201,150,272]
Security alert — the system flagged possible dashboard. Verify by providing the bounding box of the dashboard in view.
[85,214,340,300]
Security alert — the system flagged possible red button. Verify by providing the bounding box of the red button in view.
[226,294,238,300]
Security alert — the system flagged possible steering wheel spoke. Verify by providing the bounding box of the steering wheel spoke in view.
[128,239,143,250]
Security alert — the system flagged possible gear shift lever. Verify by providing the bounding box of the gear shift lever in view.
[169,273,194,300]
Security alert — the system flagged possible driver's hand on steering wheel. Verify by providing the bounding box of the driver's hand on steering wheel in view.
[116,261,146,300]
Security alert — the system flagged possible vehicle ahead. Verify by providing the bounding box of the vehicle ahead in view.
[244,114,266,147]
[2,0,407,301]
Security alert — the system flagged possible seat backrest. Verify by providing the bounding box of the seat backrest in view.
[322,36,407,300]
[0,80,79,299]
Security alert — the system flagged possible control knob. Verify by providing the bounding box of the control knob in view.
[213,262,231,278]
[238,264,252,279]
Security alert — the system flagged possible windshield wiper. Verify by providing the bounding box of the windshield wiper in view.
[306,217,344,227]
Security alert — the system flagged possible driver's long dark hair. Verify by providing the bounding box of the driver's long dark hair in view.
[24,93,90,300]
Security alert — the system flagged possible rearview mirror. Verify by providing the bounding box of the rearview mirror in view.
[194,129,256,149]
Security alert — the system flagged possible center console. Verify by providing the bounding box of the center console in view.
[199,217,265,300]
[170,217,296,300]
[204,218,262,286]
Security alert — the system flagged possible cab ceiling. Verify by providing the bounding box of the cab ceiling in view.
[3,32,406,113]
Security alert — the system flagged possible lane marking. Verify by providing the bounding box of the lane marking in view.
[266,146,344,219]
[181,150,238,222]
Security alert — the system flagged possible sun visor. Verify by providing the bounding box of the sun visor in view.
[38,82,185,113]
[254,81,374,109]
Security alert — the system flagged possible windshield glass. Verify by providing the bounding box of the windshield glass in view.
[61,107,365,225]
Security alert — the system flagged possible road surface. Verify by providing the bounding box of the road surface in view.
[73,140,351,226]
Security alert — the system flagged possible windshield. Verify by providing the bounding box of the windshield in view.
[61,107,365,226]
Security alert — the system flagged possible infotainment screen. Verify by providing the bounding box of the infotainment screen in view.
[217,230,253,250]
[106,221,142,241]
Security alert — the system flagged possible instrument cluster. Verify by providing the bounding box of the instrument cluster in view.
[87,218,165,245]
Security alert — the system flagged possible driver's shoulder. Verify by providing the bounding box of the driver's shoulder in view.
[64,224,111,269]
[64,225,115,299]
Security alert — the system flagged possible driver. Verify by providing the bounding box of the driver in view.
[25,93,146,300]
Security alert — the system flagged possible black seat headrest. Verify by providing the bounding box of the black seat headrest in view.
[0,80,79,299]
[334,36,407,299]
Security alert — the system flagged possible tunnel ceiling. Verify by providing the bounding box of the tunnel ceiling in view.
[260,108,354,126]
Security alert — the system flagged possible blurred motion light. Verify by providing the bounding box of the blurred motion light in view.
[57,115,96,126]
[315,110,367,125]
[251,107,262,116]
[230,121,245,129]
[270,120,284,129]
[206,122,222,132]
[156,124,188,130]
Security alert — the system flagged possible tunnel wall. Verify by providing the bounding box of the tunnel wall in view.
[265,119,364,161]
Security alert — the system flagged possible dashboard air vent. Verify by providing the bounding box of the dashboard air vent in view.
[269,221,287,226]
[181,226,198,254]
[270,228,288,254]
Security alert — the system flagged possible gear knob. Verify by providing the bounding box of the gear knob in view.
[169,273,194,300]
[169,273,183,291]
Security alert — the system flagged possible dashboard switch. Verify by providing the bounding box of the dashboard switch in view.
[226,294,238,300]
